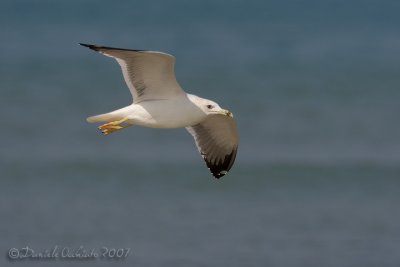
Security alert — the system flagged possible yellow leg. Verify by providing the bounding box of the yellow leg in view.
[98,118,129,135]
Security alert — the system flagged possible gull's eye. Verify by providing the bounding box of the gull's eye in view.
[207,104,214,109]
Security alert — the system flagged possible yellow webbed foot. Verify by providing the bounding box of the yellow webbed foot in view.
[98,118,129,135]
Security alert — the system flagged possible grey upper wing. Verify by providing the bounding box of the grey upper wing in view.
[80,44,184,102]
[186,114,239,178]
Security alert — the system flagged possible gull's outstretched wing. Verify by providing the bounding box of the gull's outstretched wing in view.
[186,114,239,178]
[80,43,184,103]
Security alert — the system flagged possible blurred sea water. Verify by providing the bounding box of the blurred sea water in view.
[1,1,400,266]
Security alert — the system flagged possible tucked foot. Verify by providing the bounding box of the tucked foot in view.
[98,118,129,135]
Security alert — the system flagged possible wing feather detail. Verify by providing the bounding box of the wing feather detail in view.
[186,114,239,178]
[80,43,184,102]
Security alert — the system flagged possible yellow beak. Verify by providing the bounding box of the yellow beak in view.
[218,109,233,118]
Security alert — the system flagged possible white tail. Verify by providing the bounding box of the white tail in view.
[86,105,132,123]
[86,113,115,123]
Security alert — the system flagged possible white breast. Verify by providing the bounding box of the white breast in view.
[128,95,207,128]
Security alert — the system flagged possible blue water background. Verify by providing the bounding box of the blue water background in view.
[1,0,400,266]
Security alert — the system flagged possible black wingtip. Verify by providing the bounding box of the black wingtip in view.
[207,147,238,179]
[213,173,224,179]
[79,43,147,52]
[79,43,100,51]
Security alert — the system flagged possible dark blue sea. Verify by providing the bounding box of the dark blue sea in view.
[1,0,400,266]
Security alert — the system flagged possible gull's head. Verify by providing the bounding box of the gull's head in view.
[201,99,233,118]
[188,94,234,118]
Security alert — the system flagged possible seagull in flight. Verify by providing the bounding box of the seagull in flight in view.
[80,44,239,178]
